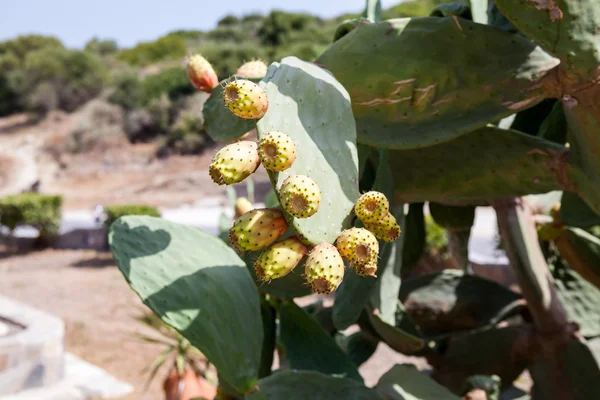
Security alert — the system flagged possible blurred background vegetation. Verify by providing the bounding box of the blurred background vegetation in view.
[0,0,455,157]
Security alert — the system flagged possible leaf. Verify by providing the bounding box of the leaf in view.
[375,364,460,400]
[388,126,574,204]
[399,270,524,337]
[246,370,382,400]
[495,0,600,78]
[317,18,559,149]
[560,191,600,229]
[109,216,263,392]
[278,300,362,381]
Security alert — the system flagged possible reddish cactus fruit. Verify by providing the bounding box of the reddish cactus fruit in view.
[186,54,219,93]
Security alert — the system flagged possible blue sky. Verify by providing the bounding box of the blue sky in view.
[0,0,399,48]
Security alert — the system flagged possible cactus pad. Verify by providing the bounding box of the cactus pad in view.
[316,17,559,149]
[109,216,262,391]
[257,56,360,244]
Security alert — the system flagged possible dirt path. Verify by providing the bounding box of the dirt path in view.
[0,249,169,399]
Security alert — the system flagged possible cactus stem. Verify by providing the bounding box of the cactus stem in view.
[493,197,580,400]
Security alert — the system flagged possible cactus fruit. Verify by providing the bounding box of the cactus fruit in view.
[365,213,401,243]
[222,79,268,120]
[229,208,288,252]
[354,263,378,277]
[209,141,260,185]
[336,228,379,266]
[304,243,345,294]
[279,175,321,219]
[186,54,219,93]
[254,236,308,282]
[258,131,297,171]
[236,59,268,79]
[354,191,390,223]
[234,197,254,218]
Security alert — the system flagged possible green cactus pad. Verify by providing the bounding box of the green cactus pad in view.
[259,300,276,378]
[433,325,534,394]
[246,370,382,400]
[389,126,577,204]
[428,203,476,231]
[203,76,261,142]
[376,364,460,400]
[556,227,600,290]
[316,17,559,149]
[399,270,524,337]
[256,57,360,244]
[549,252,600,338]
[109,216,262,392]
[560,191,600,228]
[402,203,426,273]
[337,331,379,367]
[278,300,362,381]
[495,0,600,79]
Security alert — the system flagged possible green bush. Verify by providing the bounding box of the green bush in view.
[425,214,449,258]
[108,69,146,110]
[104,205,160,227]
[116,35,187,66]
[141,66,193,103]
[0,193,62,237]
[10,46,107,113]
[84,38,118,56]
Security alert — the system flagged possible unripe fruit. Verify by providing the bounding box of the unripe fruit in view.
[279,175,321,218]
[229,208,288,252]
[236,60,268,79]
[187,55,219,93]
[258,131,296,171]
[254,236,308,282]
[335,228,379,266]
[209,141,260,185]
[354,191,390,223]
[364,213,401,243]
[223,79,268,120]
[304,243,345,294]
[234,197,253,218]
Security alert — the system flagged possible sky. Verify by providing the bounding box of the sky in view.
[0,0,399,49]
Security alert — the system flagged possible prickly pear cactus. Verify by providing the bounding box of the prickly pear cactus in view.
[256,56,360,244]
[109,216,262,392]
[317,17,559,149]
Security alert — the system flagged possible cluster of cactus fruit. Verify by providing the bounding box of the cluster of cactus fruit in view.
[109,1,600,399]
[200,65,400,293]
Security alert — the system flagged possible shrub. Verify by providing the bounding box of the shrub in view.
[107,70,146,110]
[116,35,187,66]
[84,38,118,56]
[141,66,194,103]
[104,205,160,227]
[68,99,125,152]
[0,193,62,238]
[11,46,107,113]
